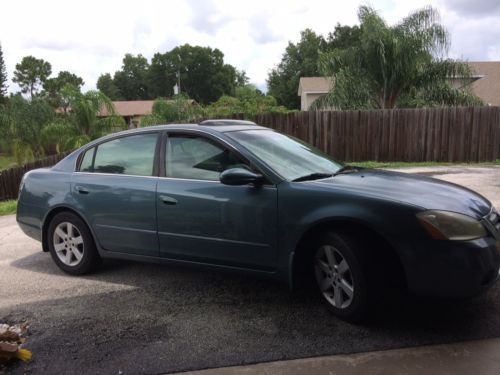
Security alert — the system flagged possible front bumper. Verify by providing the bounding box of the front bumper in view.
[401,236,500,298]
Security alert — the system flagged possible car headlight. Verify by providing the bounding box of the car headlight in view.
[416,210,487,241]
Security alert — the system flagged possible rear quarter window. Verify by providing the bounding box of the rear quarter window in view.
[79,148,94,172]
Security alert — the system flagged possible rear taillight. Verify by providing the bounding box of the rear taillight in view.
[18,175,26,198]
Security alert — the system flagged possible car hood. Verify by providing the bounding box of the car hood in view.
[311,169,491,218]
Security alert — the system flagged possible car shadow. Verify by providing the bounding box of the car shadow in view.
[10,250,299,305]
[6,250,500,374]
[9,250,499,332]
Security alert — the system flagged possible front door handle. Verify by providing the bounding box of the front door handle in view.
[160,195,177,205]
[75,186,89,195]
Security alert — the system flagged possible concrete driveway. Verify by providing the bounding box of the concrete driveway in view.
[1,166,499,374]
[389,165,500,208]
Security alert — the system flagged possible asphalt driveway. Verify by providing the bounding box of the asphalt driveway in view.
[1,166,499,374]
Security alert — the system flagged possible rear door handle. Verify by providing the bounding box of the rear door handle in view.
[159,195,177,205]
[75,186,89,195]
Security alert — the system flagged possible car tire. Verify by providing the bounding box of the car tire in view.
[313,231,374,323]
[47,212,100,275]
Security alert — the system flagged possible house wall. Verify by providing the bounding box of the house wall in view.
[131,115,142,128]
[122,115,144,128]
[301,93,326,110]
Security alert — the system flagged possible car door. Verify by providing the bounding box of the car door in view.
[156,132,278,270]
[72,132,160,257]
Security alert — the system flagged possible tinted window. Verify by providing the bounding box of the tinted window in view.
[166,136,247,180]
[92,133,158,176]
[79,147,94,172]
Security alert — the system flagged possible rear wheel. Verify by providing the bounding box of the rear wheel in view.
[47,212,100,275]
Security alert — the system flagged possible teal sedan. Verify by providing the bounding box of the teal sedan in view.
[17,120,500,321]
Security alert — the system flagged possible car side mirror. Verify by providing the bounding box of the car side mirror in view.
[220,168,264,186]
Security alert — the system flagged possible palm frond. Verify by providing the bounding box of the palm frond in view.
[41,121,77,153]
[93,115,126,139]
[317,5,482,109]
[67,134,92,149]
[140,114,165,127]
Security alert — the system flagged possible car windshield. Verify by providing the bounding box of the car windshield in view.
[227,130,342,181]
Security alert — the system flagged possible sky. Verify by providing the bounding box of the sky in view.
[1,0,499,94]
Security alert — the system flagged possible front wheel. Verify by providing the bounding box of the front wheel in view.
[47,212,100,275]
[313,231,370,322]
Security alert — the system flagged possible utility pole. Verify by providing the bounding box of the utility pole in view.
[177,55,181,95]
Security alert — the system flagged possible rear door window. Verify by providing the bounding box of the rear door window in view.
[86,133,158,176]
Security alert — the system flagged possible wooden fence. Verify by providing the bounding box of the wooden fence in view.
[1,106,499,201]
[0,152,71,201]
[247,106,500,163]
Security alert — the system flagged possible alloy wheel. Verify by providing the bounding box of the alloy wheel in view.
[53,222,85,267]
[314,245,355,309]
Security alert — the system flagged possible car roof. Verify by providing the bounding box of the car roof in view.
[105,120,269,139]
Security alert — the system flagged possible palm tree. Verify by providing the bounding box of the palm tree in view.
[42,87,126,152]
[313,6,483,110]
[3,95,55,162]
[65,87,126,141]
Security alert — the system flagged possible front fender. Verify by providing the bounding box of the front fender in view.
[276,181,424,286]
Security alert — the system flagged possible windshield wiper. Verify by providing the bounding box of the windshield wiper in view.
[292,172,333,182]
[332,165,361,177]
[292,165,363,182]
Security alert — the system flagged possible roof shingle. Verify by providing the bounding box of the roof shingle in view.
[98,100,154,117]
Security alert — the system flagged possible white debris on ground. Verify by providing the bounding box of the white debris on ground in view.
[0,323,32,367]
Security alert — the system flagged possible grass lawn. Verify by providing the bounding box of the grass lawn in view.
[0,154,18,171]
[348,160,500,169]
[0,200,17,216]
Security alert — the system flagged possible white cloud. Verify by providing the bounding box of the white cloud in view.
[435,0,500,61]
[439,0,500,16]
[0,0,497,94]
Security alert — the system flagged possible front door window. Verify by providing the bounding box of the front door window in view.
[166,135,248,180]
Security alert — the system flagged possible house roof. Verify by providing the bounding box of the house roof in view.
[97,99,198,117]
[98,100,154,117]
[297,77,334,96]
[468,61,500,106]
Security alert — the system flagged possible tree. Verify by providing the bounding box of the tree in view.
[13,56,52,99]
[6,95,55,162]
[40,119,77,154]
[43,70,84,109]
[314,6,482,110]
[99,46,241,104]
[147,52,175,99]
[206,85,289,118]
[141,94,204,125]
[112,54,150,100]
[0,95,12,153]
[96,73,119,100]
[0,42,7,103]
[235,70,249,86]
[40,88,126,153]
[66,88,126,141]
[326,24,362,50]
[148,44,238,104]
[267,29,327,109]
